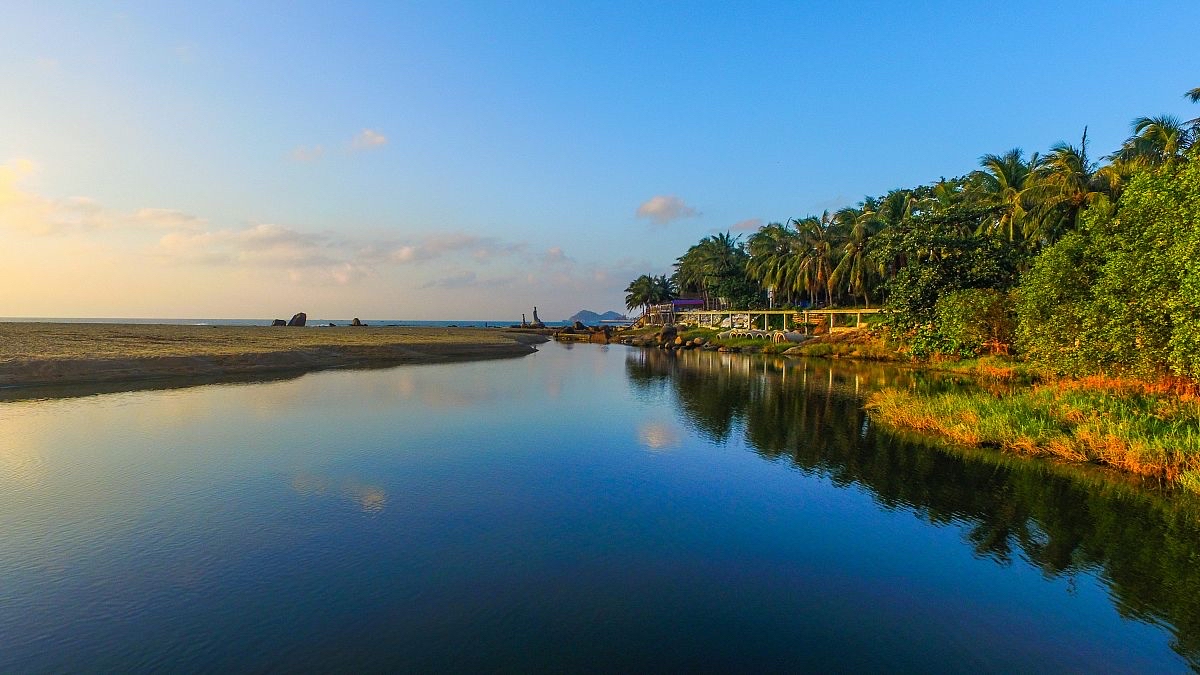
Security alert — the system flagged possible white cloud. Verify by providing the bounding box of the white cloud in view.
[131,208,208,230]
[389,233,524,265]
[1,159,64,234]
[636,195,698,225]
[0,159,209,234]
[157,223,337,267]
[542,246,571,265]
[729,218,763,232]
[289,129,387,161]
[351,129,388,151]
[3,159,663,314]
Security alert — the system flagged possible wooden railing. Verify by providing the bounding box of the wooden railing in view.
[662,308,881,333]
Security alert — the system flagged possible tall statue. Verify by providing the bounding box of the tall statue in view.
[530,306,545,328]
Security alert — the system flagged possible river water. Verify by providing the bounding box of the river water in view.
[2,342,1197,671]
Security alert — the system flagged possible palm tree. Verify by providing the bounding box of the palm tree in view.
[650,274,676,306]
[624,274,656,317]
[672,232,748,308]
[702,232,746,279]
[786,212,839,306]
[1187,86,1200,141]
[831,206,882,307]
[1111,115,1194,166]
[746,222,799,304]
[975,148,1039,242]
[1026,128,1120,245]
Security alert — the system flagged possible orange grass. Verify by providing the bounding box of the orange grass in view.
[866,378,1200,491]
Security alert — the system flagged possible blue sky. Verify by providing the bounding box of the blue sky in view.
[2,1,1198,319]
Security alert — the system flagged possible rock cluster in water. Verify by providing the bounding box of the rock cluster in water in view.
[554,324,614,344]
[270,313,308,326]
[617,324,716,351]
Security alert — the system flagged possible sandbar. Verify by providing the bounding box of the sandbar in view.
[0,323,549,394]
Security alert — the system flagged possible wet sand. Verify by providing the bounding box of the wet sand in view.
[0,323,548,394]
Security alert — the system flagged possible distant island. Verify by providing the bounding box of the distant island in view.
[568,309,628,324]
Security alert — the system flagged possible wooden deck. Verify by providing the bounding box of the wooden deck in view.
[653,308,880,333]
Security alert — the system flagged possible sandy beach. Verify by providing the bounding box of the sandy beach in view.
[0,323,548,391]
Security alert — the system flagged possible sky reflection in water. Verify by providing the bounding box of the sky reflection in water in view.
[0,343,1195,671]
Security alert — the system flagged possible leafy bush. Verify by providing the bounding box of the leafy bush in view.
[1014,229,1102,374]
[1016,160,1200,379]
[934,289,1014,357]
[872,203,1024,346]
[903,323,953,359]
[798,343,834,357]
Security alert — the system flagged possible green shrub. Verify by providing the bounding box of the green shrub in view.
[799,343,834,357]
[874,209,1024,334]
[1015,160,1200,379]
[1014,229,1101,374]
[934,288,1014,357]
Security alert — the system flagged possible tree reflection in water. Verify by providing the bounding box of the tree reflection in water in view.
[625,347,1200,667]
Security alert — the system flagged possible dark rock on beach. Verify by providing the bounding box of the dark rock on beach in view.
[288,313,307,327]
[271,319,287,326]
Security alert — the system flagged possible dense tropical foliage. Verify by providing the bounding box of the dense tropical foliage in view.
[629,85,1200,377]
[624,274,675,316]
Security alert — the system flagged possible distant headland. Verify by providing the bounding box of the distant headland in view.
[568,309,628,324]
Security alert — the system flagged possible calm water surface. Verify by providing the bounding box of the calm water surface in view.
[2,343,1198,671]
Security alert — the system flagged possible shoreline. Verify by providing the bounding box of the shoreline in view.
[0,323,548,396]
[864,373,1200,493]
[620,323,1200,493]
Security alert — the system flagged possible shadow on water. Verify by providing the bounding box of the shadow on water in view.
[0,354,531,403]
[626,348,1200,668]
[0,370,312,403]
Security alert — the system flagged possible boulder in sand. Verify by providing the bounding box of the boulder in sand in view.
[287,312,306,327]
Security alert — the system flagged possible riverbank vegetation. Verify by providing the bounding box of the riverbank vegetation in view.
[623,85,1200,489]
[625,85,1200,374]
[866,380,1200,489]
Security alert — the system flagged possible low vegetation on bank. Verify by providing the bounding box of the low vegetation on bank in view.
[866,378,1200,491]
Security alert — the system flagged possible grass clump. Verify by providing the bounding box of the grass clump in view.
[678,327,721,342]
[866,379,1200,490]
